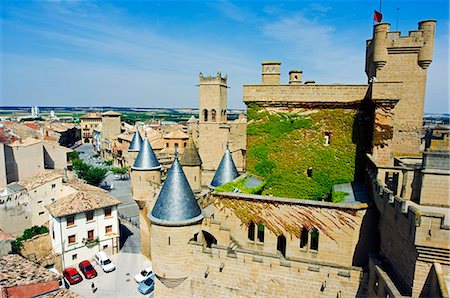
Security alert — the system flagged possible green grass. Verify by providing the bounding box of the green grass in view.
[246,103,357,200]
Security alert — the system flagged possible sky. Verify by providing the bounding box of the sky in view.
[1,0,448,112]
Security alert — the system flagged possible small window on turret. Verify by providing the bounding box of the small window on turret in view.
[310,229,319,251]
[300,227,308,248]
[168,237,171,246]
[324,132,331,145]
[248,221,255,241]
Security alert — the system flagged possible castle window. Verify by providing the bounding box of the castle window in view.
[265,67,270,72]
[184,142,187,148]
[166,143,169,148]
[203,109,208,122]
[248,221,255,241]
[211,109,217,122]
[307,167,313,178]
[300,227,308,248]
[272,67,276,72]
[257,223,265,243]
[310,229,319,250]
[168,237,171,246]
[324,132,331,145]
[175,143,179,150]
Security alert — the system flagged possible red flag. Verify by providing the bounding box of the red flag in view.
[374,10,383,22]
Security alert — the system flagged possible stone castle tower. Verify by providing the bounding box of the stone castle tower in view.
[130,138,162,259]
[149,155,203,296]
[195,72,246,185]
[366,20,436,164]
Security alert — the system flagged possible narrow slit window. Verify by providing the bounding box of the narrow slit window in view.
[300,227,308,248]
[310,229,319,251]
[248,221,255,241]
[257,223,264,243]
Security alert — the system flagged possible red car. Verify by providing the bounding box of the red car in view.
[79,260,97,279]
[63,267,83,285]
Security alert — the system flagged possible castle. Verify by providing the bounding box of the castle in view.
[130,20,449,297]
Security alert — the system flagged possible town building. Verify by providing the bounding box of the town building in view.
[146,20,449,298]
[79,112,102,144]
[0,139,71,189]
[0,229,13,257]
[47,186,121,267]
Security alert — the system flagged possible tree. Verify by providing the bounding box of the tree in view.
[83,166,108,186]
[67,151,80,161]
[111,167,128,175]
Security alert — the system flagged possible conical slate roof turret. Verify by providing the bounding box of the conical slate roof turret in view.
[149,153,203,226]
[180,136,202,167]
[131,138,161,170]
[128,130,143,152]
[209,144,239,189]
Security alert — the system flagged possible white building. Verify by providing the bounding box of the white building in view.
[47,190,120,267]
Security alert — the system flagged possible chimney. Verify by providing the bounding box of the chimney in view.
[289,70,303,84]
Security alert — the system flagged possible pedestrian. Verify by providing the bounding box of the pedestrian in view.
[91,281,97,293]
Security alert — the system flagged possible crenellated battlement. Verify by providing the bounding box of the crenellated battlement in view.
[199,72,227,85]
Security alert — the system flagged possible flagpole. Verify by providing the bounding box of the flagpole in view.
[396,8,400,31]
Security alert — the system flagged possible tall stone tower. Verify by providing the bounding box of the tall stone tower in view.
[127,130,143,166]
[366,20,436,164]
[197,72,231,183]
[101,111,121,139]
[179,136,202,193]
[149,155,203,297]
[130,138,162,259]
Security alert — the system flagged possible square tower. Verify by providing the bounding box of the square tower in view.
[199,72,228,123]
[261,61,281,85]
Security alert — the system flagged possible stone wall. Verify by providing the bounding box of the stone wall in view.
[243,85,368,104]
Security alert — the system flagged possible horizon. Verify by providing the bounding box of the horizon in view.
[1,0,449,112]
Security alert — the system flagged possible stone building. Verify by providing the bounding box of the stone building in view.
[0,139,71,189]
[146,20,449,297]
[79,112,102,144]
[100,111,122,161]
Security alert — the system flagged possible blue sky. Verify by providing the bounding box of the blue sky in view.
[1,0,448,111]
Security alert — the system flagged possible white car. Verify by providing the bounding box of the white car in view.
[134,266,153,283]
[94,251,115,273]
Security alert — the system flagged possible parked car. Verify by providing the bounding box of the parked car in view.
[63,268,83,285]
[138,274,155,295]
[134,266,153,283]
[79,260,98,279]
[94,251,115,272]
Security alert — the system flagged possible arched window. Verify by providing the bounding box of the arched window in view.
[248,221,255,241]
[272,67,276,72]
[310,229,319,250]
[203,109,208,122]
[300,227,308,248]
[211,109,217,122]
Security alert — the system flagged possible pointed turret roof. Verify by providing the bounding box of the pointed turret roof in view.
[131,138,161,171]
[187,115,197,123]
[128,130,143,152]
[180,136,202,167]
[149,155,203,226]
[209,145,239,189]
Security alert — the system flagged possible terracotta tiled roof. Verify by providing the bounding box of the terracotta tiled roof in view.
[0,254,59,287]
[64,179,107,193]
[164,129,188,140]
[9,137,41,147]
[20,170,64,190]
[101,110,121,116]
[23,123,40,131]
[80,112,101,119]
[180,137,202,166]
[0,229,14,241]
[47,190,120,217]
[42,289,83,298]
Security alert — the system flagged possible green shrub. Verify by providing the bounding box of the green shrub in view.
[12,225,48,252]
[111,167,128,175]
[67,151,79,161]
